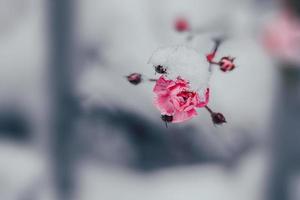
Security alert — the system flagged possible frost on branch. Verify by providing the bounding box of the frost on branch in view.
[148,45,210,90]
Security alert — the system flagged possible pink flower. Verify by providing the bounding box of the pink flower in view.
[153,75,209,123]
[263,11,300,64]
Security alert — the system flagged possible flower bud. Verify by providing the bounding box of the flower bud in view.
[175,18,190,32]
[211,112,226,125]
[126,73,142,85]
[219,56,236,72]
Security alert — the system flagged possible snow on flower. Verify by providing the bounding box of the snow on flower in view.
[153,75,209,123]
[148,45,210,90]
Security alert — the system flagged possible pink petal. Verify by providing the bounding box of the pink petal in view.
[172,109,197,123]
[171,97,182,111]
[154,95,174,115]
[153,75,173,95]
[197,88,210,107]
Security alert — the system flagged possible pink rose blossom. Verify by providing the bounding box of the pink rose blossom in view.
[153,75,209,123]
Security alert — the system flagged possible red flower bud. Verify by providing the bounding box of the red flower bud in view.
[206,52,216,63]
[126,73,142,85]
[219,56,236,72]
[175,18,190,32]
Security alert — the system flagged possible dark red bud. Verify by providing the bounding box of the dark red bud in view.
[211,112,226,125]
[126,73,142,85]
[219,56,236,72]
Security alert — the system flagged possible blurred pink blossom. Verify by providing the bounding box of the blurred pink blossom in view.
[174,17,190,32]
[263,11,300,64]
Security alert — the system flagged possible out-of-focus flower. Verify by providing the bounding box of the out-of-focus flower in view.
[153,75,209,123]
[126,73,142,85]
[175,17,190,32]
[263,11,300,64]
[219,56,236,72]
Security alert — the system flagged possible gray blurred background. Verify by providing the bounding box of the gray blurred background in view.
[0,0,300,199]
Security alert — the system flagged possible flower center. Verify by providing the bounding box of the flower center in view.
[177,90,194,103]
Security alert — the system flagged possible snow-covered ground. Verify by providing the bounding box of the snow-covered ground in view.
[76,148,269,200]
[0,140,270,200]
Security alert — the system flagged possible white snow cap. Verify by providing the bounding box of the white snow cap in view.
[148,45,210,90]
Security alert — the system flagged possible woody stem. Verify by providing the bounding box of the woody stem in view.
[212,38,222,54]
[148,78,158,82]
[204,105,214,114]
[209,61,219,65]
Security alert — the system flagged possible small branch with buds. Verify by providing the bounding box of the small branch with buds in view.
[160,106,226,128]
[173,17,236,72]
[123,17,238,128]
[206,39,236,72]
[206,38,224,72]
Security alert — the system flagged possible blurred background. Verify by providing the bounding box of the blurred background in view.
[0,0,300,199]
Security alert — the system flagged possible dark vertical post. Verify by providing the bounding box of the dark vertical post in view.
[268,1,300,200]
[269,67,300,200]
[48,0,77,199]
